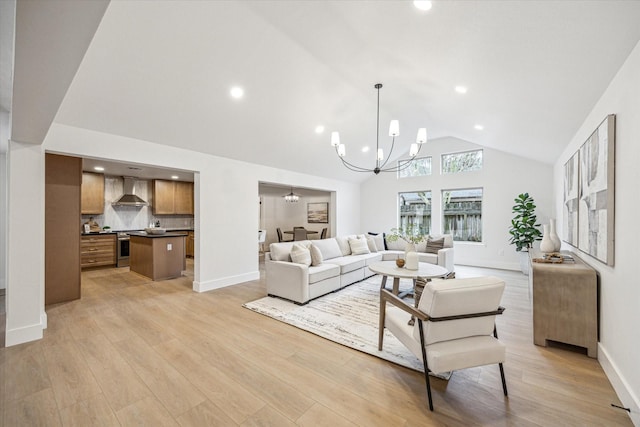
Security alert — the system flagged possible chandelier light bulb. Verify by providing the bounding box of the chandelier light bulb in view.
[331,132,340,147]
[416,128,427,144]
[377,148,384,161]
[389,120,400,137]
[338,144,346,157]
[409,143,419,157]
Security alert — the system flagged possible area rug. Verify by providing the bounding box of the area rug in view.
[243,276,429,373]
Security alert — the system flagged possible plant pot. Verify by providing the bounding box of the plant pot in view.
[519,250,530,276]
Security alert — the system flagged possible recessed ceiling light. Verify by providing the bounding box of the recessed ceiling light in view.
[171,175,179,180]
[474,124,484,130]
[230,86,244,99]
[413,1,432,11]
[455,86,468,94]
[361,146,370,153]
[315,125,325,134]
[93,166,104,171]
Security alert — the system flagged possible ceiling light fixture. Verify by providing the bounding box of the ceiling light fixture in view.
[474,124,484,130]
[171,175,179,179]
[315,125,325,134]
[230,86,244,99]
[283,187,300,203]
[455,85,468,94]
[413,1,433,11]
[93,166,104,171]
[330,83,427,175]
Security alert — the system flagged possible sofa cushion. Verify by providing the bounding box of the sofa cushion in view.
[308,263,341,284]
[290,243,311,266]
[349,237,370,255]
[309,243,323,266]
[430,234,453,248]
[425,237,445,254]
[386,238,408,251]
[324,256,365,274]
[312,238,343,260]
[269,241,297,262]
[336,235,357,256]
[366,236,378,253]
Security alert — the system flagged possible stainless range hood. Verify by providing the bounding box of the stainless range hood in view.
[112,176,148,207]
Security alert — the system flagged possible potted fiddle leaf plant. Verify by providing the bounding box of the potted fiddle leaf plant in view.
[508,192,542,275]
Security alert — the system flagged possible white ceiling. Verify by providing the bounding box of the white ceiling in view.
[8,1,640,183]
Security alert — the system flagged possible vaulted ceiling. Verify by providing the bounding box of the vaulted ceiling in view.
[7,1,640,182]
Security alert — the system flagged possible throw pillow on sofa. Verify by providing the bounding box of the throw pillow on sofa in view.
[290,243,312,266]
[309,243,323,266]
[366,236,378,253]
[425,237,445,254]
[348,237,370,255]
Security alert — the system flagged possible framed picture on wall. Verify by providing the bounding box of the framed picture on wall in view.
[577,114,615,266]
[307,202,328,223]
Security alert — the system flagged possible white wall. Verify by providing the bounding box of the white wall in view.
[553,40,640,424]
[4,123,360,345]
[360,137,553,270]
[6,141,46,345]
[0,152,6,290]
[260,194,331,247]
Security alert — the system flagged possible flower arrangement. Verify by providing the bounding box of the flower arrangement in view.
[386,225,428,244]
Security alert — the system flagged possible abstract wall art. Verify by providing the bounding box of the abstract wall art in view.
[577,114,615,266]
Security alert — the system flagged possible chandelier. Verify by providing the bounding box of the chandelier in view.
[283,187,300,203]
[330,83,427,174]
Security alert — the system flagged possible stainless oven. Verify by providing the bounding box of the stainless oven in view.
[117,233,130,267]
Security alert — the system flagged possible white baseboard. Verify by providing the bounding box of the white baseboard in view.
[193,271,260,293]
[5,321,44,347]
[456,260,521,271]
[41,310,48,329]
[599,343,639,425]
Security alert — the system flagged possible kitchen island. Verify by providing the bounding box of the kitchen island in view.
[129,231,188,280]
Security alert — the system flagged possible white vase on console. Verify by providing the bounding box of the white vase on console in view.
[540,224,555,254]
[549,218,561,251]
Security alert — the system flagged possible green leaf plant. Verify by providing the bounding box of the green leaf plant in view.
[508,193,543,252]
[387,224,429,245]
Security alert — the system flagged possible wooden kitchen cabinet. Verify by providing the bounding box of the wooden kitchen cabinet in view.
[186,231,195,257]
[81,234,116,268]
[81,172,105,214]
[153,180,194,215]
[175,181,194,214]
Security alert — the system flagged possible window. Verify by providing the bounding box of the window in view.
[441,149,483,174]
[398,191,431,233]
[398,157,432,178]
[442,188,483,242]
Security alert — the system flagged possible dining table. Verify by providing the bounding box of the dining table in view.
[283,230,319,236]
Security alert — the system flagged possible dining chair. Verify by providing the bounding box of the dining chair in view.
[320,227,328,239]
[258,229,267,253]
[276,228,291,242]
[293,228,307,241]
[293,226,305,230]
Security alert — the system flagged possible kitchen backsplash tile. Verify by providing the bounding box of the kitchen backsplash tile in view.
[81,176,194,231]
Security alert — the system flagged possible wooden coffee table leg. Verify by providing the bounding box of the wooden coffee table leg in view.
[393,277,400,295]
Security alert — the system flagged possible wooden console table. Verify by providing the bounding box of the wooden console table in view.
[529,249,598,358]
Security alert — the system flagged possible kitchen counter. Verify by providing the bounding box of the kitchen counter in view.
[128,231,189,238]
[129,232,187,280]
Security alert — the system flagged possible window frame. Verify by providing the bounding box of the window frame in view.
[397,156,433,179]
[441,187,484,243]
[398,190,432,235]
[440,149,483,175]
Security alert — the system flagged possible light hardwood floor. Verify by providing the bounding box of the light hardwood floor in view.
[0,262,632,426]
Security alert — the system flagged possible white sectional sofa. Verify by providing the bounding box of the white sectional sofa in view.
[265,233,454,304]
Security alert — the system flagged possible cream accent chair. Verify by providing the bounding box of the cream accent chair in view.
[378,276,507,411]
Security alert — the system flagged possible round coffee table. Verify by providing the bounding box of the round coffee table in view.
[368,261,449,296]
